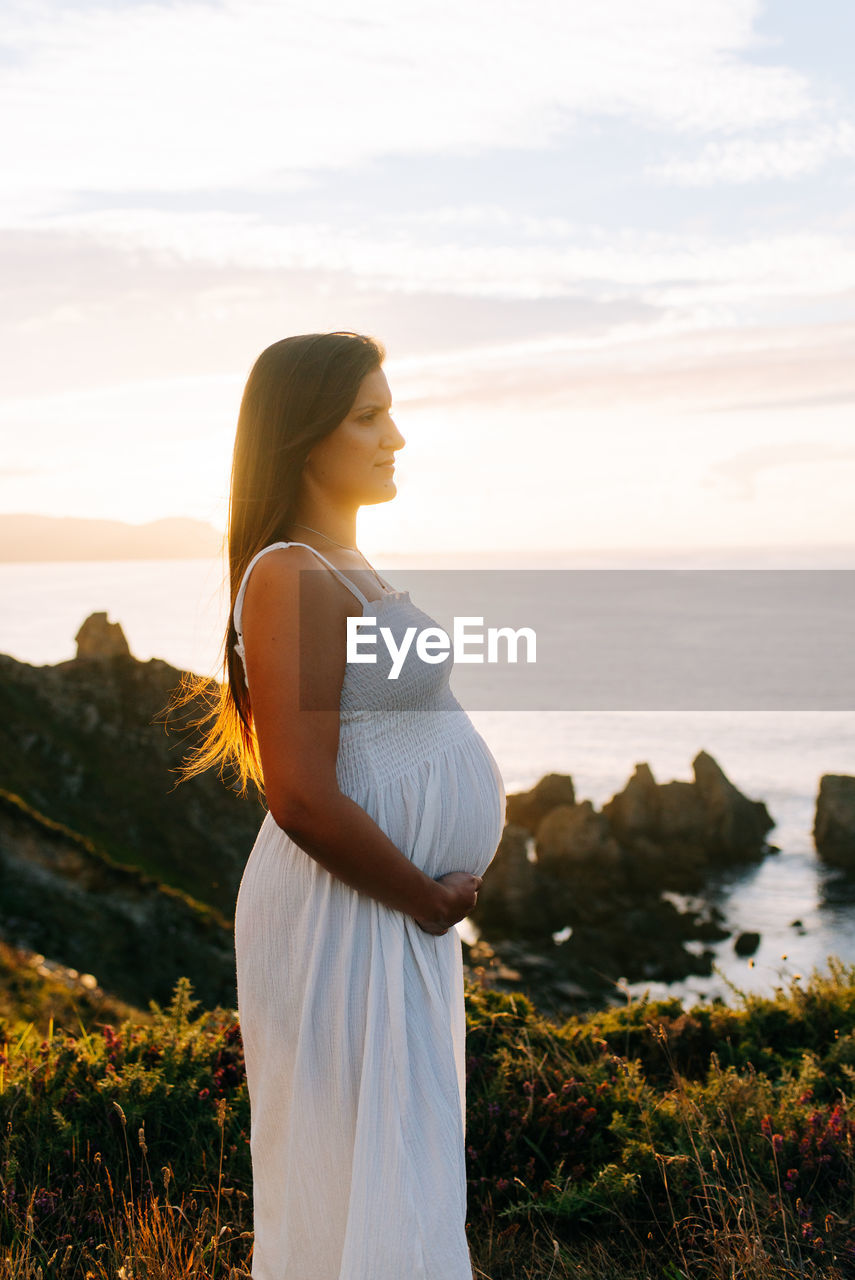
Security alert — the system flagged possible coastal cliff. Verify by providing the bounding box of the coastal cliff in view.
[0,641,264,915]
[0,789,237,1009]
[1,616,853,1017]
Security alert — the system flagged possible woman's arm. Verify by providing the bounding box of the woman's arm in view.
[240,547,479,928]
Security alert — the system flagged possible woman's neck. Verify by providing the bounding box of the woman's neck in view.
[288,513,358,551]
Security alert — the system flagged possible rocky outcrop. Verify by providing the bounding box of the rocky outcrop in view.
[602,751,775,886]
[75,612,132,660]
[468,824,537,935]
[472,752,774,1005]
[506,773,576,832]
[0,644,265,916]
[814,775,855,870]
[0,625,270,1011]
[536,801,623,881]
[0,789,236,1009]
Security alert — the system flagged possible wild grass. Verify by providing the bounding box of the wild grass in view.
[2,961,855,1278]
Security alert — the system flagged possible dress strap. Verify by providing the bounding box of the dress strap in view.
[233,540,371,641]
[284,541,373,609]
[232,541,373,686]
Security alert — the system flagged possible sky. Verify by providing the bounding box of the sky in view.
[2,0,854,555]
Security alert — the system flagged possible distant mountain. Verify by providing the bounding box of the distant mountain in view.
[0,514,223,562]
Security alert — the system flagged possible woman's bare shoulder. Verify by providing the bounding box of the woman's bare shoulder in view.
[244,544,332,593]
[241,544,343,623]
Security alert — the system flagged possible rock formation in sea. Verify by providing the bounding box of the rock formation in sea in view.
[470,752,777,1011]
[814,774,855,870]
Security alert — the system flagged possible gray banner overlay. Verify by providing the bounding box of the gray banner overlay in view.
[295,569,855,711]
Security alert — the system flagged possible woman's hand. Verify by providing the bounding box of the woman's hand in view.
[413,871,482,936]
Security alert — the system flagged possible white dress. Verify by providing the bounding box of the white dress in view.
[232,542,506,1280]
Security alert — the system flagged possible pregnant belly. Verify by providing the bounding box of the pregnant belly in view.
[347,724,507,884]
[414,730,506,881]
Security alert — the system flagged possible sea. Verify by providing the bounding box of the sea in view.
[1,545,853,1008]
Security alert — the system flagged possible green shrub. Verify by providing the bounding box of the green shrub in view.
[3,963,855,1277]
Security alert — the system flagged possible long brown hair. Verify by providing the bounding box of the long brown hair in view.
[174,331,386,795]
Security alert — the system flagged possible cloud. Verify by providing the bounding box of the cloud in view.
[0,224,664,398]
[7,308,853,433]
[707,389,855,414]
[0,0,816,207]
[381,312,855,422]
[3,216,855,415]
[703,441,855,500]
[16,208,855,308]
[648,120,855,185]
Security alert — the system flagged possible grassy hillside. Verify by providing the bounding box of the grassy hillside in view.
[0,937,142,1038]
[2,961,854,1278]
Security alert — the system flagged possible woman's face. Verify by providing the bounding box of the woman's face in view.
[301,366,406,508]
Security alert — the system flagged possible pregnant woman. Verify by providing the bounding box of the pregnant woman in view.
[188,331,506,1279]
